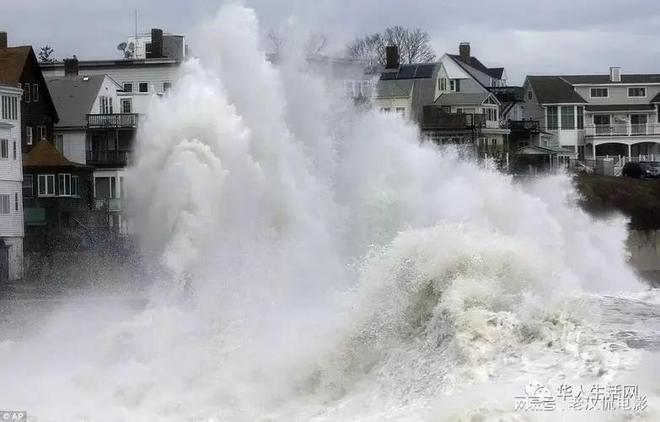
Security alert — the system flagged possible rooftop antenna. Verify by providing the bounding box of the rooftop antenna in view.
[134,9,138,54]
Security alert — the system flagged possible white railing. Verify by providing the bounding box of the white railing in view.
[94,198,122,212]
[585,124,660,137]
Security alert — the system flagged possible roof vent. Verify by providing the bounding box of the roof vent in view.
[610,66,621,82]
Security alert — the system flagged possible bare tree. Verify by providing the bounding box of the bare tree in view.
[346,26,436,66]
[38,45,55,63]
[267,29,328,58]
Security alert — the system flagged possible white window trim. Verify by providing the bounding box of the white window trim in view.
[138,82,149,93]
[38,174,55,197]
[590,87,609,98]
[0,139,8,159]
[58,173,72,197]
[0,194,10,215]
[627,87,647,98]
[26,126,33,145]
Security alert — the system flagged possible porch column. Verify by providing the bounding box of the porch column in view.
[628,143,632,160]
[592,142,596,159]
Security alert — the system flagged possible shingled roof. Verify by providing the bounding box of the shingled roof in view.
[526,76,587,104]
[46,75,107,128]
[562,74,660,84]
[0,46,59,123]
[23,139,88,168]
[448,54,504,80]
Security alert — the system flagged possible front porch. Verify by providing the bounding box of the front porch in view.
[586,139,660,160]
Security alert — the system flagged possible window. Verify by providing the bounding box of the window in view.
[14,192,18,211]
[577,106,584,129]
[440,78,447,91]
[24,84,30,103]
[123,82,133,93]
[527,90,533,100]
[163,82,172,92]
[395,107,405,116]
[561,106,575,129]
[486,108,498,121]
[72,175,79,197]
[0,139,7,159]
[1,96,18,120]
[22,175,33,197]
[54,134,63,152]
[37,125,46,141]
[450,79,460,92]
[547,106,559,130]
[121,98,132,113]
[58,174,72,196]
[380,107,391,113]
[139,82,149,93]
[0,195,9,214]
[12,140,16,159]
[99,96,113,114]
[26,126,33,145]
[38,174,55,196]
[590,88,608,98]
[32,84,39,102]
[628,87,646,97]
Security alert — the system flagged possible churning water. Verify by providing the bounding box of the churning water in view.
[1,4,659,421]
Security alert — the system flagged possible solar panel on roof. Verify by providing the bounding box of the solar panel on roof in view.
[415,64,435,78]
[397,65,416,79]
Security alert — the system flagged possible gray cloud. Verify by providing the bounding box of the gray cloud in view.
[4,0,660,84]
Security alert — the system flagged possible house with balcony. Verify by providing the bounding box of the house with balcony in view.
[46,60,135,234]
[375,43,510,160]
[0,83,25,280]
[523,68,660,162]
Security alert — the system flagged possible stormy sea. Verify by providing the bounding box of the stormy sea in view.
[0,4,658,421]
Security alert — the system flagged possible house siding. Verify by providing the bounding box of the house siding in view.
[574,85,660,105]
[20,53,57,151]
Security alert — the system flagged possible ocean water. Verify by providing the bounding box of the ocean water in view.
[0,4,658,421]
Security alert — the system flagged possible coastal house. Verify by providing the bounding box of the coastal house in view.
[22,139,94,252]
[40,28,184,234]
[375,43,510,160]
[0,32,59,153]
[46,63,135,234]
[40,28,184,116]
[523,68,660,162]
[0,83,24,280]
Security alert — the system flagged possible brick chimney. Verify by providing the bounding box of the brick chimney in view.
[385,45,399,69]
[459,42,471,63]
[64,58,79,76]
[146,28,163,58]
[0,32,7,49]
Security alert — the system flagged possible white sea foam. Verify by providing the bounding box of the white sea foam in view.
[0,3,656,421]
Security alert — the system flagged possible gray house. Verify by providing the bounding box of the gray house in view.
[523,68,660,161]
[375,43,510,160]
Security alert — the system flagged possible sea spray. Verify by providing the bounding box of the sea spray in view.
[0,3,655,421]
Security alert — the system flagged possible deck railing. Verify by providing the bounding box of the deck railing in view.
[86,150,132,166]
[585,123,660,137]
[87,113,138,128]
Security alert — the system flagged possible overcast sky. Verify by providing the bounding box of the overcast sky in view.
[4,0,660,84]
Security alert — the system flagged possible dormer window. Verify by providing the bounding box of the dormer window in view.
[527,90,533,100]
[590,88,608,98]
[628,87,646,97]
[449,79,460,92]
